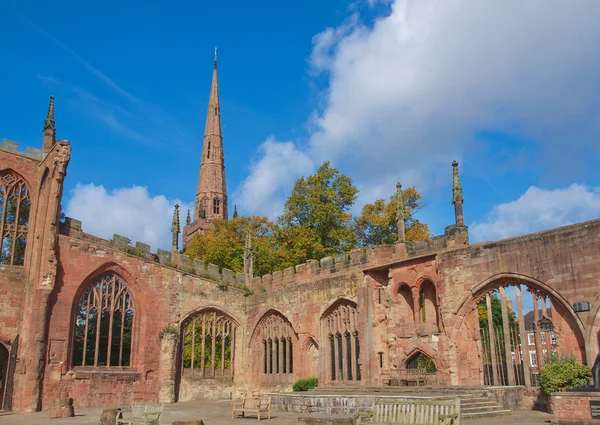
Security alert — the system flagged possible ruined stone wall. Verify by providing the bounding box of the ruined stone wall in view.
[436,219,600,385]
[42,233,247,409]
[0,267,26,345]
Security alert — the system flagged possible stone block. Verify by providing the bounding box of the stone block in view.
[179,255,192,266]
[283,267,295,277]
[320,257,333,269]
[262,274,272,284]
[135,241,151,253]
[349,249,363,264]
[100,408,120,425]
[1,139,18,152]
[222,268,234,281]
[194,259,206,273]
[272,270,282,280]
[295,263,306,274]
[112,234,131,246]
[48,405,74,419]
[334,253,348,265]
[208,263,220,276]
[157,249,172,264]
[236,273,246,283]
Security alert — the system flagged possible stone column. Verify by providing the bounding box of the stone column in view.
[486,293,499,385]
[532,293,545,370]
[515,285,532,386]
[159,332,179,403]
[499,286,516,385]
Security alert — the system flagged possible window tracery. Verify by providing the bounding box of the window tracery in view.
[0,171,30,266]
[322,300,360,382]
[182,310,236,378]
[212,198,220,215]
[72,272,134,367]
[255,313,295,377]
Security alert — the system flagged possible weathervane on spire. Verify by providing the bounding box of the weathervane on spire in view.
[214,47,218,64]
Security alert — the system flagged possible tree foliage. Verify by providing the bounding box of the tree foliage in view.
[354,186,429,246]
[539,357,591,395]
[278,161,358,260]
[185,161,432,276]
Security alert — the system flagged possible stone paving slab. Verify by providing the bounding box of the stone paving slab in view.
[0,400,554,425]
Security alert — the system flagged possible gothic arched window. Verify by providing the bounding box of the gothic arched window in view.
[72,272,134,367]
[213,198,220,215]
[0,171,31,266]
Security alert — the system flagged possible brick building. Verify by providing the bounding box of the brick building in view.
[1,60,600,413]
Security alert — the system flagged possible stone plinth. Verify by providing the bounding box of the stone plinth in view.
[551,391,600,425]
[48,397,74,419]
[100,408,121,425]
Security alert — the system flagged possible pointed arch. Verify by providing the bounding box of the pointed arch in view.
[402,347,437,370]
[321,298,361,382]
[70,269,135,367]
[0,169,32,266]
[179,307,238,379]
[249,309,297,382]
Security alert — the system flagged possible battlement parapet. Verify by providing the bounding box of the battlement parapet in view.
[58,216,243,287]
[0,139,43,160]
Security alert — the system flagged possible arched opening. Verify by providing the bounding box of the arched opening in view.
[456,276,585,387]
[249,310,297,384]
[418,280,439,332]
[72,272,134,367]
[406,351,437,373]
[0,170,31,266]
[180,308,237,379]
[321,299,360,383]
[397,284,415,336]
[0,343,8,408]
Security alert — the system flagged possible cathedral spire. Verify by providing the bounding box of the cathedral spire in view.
[452,160,465,226]
[194,51,227,225]
[42,95,56,151]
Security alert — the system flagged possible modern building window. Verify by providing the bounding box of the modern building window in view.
[72,272,134,367]
[0,171,30,266]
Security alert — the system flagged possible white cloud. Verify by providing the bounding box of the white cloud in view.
[233,137,314,218]
[236,0,600,218]
[470,184,600,242]
[65,184,193,251]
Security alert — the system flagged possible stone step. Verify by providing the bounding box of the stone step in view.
[461,401,499,408]
[462,409,512,419]
[462,404,505,413]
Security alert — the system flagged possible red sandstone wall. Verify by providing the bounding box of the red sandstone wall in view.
[43,234,247,409]
[0,267,26,344]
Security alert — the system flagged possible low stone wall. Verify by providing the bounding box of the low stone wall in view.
[178,376,236,401]
[550,391,600,425]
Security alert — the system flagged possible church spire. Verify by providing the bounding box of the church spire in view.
[452,160,465,226]
[42,95,56,151]
[191,51,228,229]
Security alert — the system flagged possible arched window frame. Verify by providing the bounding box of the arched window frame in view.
[0,170,31,266]
[71,272,135,368]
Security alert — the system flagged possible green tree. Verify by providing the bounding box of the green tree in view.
[354,186,429,246]
[185,215,290,277]
[278,161,358,261]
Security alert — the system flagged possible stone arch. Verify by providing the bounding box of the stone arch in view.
[583,292,600,363]
[178,307,238,380]
[395,283,416,335]
[401,346,438,369]
[70,268,135,368]
[320,298,361,383]
[403,349,437,372]
[301,336,319,380]
[417,279,439,332]
[0,169,32,266]
[249,309,298,384]
[452,273,586,387]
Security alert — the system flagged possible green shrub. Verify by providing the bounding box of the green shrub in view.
[539,357,591,395]
[292,376,318,392]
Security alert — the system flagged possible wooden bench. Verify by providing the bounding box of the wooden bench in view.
[381,369,428,386]
[116,403,164,425]
[232,396,271,420]
[356,398,460,425]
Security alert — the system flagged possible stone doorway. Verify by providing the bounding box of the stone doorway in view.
[0,336,18,411]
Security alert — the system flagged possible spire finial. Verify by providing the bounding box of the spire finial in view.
[244,229,254,282]
[395,182,406,243]
[452,160,464,205]
[42,95,57,151]
[233,204,238,219]
[214,47,218,68]
[171,204,180,252]
[451,160,465,226]
[186,209,191,226]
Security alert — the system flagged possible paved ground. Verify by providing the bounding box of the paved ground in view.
[0,400,554,424]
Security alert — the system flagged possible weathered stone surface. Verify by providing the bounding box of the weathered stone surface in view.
[172,421,204,425]
[99,408,120,425]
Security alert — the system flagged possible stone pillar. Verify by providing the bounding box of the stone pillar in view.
[486,293,499,385]
[532,293,545,370]
[158,332,179,403]
[515,285,532,386]
[499,286,516,385]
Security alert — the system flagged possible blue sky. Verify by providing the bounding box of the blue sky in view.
[1,0,600,253]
